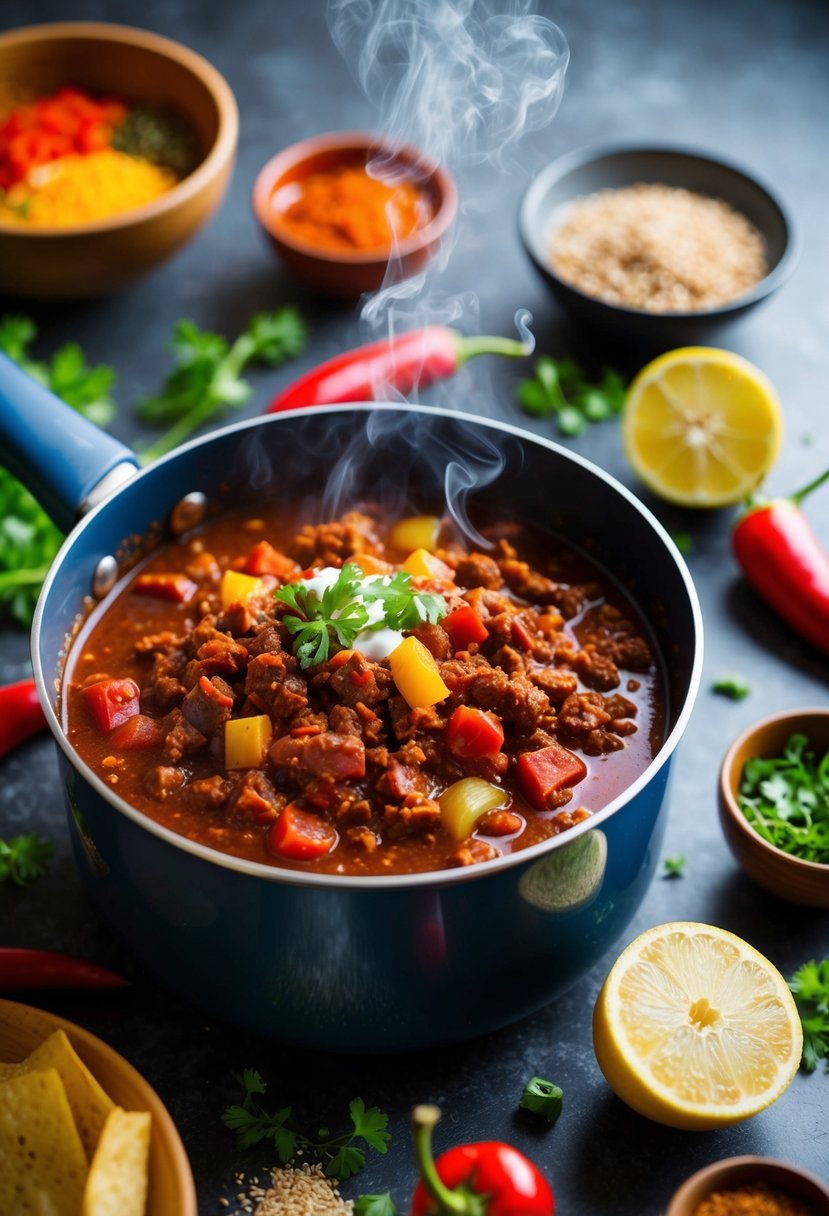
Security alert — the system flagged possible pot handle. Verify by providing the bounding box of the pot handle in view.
[0,352,139,533]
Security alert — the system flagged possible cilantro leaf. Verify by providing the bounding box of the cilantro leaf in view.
[789,960,829,1073]
[277,565,447,668]
[738,733,829,864]
[662,855,686,879]
[325,1145,366,1180]
[0,833,53,886]
[137,309,307,462]
[355,1193,398,1216]
[712,675,751,701]
[517,355,627,436]
[348,1097,391,1154]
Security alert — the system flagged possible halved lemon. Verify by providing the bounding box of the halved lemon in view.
[622,347,783,507]
[592,922,802,1130]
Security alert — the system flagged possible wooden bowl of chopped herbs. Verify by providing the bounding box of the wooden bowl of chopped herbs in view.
[719,708,829,908]
[0,21,237,298]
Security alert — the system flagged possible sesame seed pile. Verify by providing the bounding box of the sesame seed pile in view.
[549,182,767,313]
[222,1164,354,1215]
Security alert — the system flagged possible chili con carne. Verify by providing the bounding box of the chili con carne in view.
[264,327,528,413]
[0,679,47,758]
[732,465,829,654]
[410,1104,554,1215]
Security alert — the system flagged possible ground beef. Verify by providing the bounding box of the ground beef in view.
[269,732,366,781]
[182,675,234,737]
[455,552,502,589]
[227,771,285,822]
[245,652,308,720]
[468,668,552,733]
[143,765,186,799]
[558,691,612,735]
[326,652,391,709]
[163,710,207,762]
[290,511,381,567]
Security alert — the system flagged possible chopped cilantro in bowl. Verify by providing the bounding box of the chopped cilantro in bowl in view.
[738,732,829,866]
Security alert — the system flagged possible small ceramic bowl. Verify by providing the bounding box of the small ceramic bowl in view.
[667,1155,829,1216]
[719,708,829,908]
[519,143,796,349]
[0,997,197,1215]
[0,21,238,299]
[252,130,458,298]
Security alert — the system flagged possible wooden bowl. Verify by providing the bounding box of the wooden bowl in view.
[0,21,238,299]
[719,708,829,908]
[667,1155,829,1216]
[0,998,197,1216]
[252,130,457,298]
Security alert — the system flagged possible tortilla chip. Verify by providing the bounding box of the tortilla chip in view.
[0,1067,87,1215]
[0,1027,115,1159]
[82,1107,151,1216]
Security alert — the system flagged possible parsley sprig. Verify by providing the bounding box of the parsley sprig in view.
[518,355,626,437]
[275,564,446,668]
[221,1069,391,1180]
[0,833,52,886]
[137,310,307,462]
[738,733,829,864]
[789,960,829,1073]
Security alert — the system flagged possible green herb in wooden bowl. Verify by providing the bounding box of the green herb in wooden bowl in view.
[738,732,829,865]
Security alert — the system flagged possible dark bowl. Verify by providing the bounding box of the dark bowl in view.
[519,143,797,349]
[719,708,829,908]
[252,130,457,299]
[0,363,703,1050]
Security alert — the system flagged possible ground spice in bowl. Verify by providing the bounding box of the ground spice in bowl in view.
[549,182,767,312]
[692,1182,817,1216]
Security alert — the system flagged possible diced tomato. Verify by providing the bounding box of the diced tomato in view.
[517,743,587,809]
[511,616,535,652]
[133,572,198,603]
[443,604,489,650]
[109,714,165,750]
[445,706,504,760]
[83,678,141,733]
[243,540,300,580]
[267,804,338,862]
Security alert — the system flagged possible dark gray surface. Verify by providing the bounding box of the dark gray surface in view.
[1,1,828,1211]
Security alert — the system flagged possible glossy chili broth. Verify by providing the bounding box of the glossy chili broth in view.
[63,506,666,875]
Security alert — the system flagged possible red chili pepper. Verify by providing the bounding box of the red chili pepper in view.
[0,680,47,758]
[0,948,128,992]
[410,1104,554,1216]
[732,465,829,654]
[264,327,528,413]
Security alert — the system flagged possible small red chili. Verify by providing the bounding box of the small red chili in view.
[732,465,829,654]
[410,1104,554,1216]
[0,679,47,758]
[0,948,128,992]
[264,327,528,413]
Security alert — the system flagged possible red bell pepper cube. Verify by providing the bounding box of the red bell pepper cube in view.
[133,572,198,603]
[267,804,337,862]
[443,604,489,650]
[445,706,504,759]
[517,743,587,809]
[83,678,141,733]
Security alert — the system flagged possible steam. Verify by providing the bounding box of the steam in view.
[328,0,569,172]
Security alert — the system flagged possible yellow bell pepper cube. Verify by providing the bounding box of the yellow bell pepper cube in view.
[225,715,272,769]
[388,515,441,553]
[402,548,453,580]
[220,570,264,610]
[389,636,450,709]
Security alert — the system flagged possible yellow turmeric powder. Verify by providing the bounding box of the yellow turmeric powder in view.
[1,148,177,226]
[693,1182,816,1216]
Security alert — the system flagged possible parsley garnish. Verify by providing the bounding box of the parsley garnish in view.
[518,355,626,437]
[355,1194,398,1215]
[712,675,751,700]
[0,315,117,627]
[137,310,307,462]
[738,733,829,865]
[275,564,446,668]
[789,960,829,1073]
[221,1069,391,1179]
[519,1076,563,1123]
[0,833,52,886]
[671,531,693,556]
[662,855,686,879]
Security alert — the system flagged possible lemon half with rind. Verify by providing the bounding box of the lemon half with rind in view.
[592,921,802,1130]
[622,347,783,507]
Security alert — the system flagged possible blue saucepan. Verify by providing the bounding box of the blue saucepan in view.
[0,353,702,1051]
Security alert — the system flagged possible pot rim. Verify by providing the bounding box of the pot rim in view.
[32,403,704,890]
